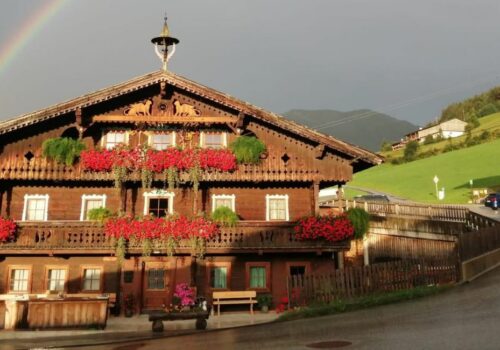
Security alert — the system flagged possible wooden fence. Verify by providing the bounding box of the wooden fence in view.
[287,259,457,305]
[459,224,500,261]
[320,199,469,222]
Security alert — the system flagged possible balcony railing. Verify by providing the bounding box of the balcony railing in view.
[0,221,349,254]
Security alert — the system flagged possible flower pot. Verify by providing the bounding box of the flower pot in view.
[124,309,134,317]
[260,305,269,313]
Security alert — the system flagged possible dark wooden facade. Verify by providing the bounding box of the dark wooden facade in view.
[0,70,382,313]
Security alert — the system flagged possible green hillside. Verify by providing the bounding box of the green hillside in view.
[381,112,500,159]
[351,138,500,204]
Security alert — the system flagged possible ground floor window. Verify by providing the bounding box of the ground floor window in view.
[147,268,165,290]
[9,267,31,292]
[82,267,102,291]
[207,262,231,290]
[286,262,310,286]
[246,262,271,291]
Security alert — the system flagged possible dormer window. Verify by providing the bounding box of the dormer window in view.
[200,132,227,149]
[104,131,127,150]
[149,132,175,150]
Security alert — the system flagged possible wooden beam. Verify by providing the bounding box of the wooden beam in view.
[236,112,246,129]
[314,144,325,159]
[92,114,236,124]
[76,107,83,126]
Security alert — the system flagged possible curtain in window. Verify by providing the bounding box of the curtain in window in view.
[211,267,227,289]
[249,267,266,288]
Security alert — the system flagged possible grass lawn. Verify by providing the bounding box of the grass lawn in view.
[351,138,500,204]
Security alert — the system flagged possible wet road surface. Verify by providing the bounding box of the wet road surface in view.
[67,266,500,350]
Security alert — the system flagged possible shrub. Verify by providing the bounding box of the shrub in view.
[87,207,113,222]
[211,206,239,227]
[229,136,266,164]
[346,208,370,239]
[478,103,497,117]
[423,135,435,145]
[42,137,86,166]
[403,140,419,162]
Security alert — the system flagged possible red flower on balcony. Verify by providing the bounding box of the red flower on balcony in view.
[0,218,16,243]
[294,213,354,242]
[82,147,237,174]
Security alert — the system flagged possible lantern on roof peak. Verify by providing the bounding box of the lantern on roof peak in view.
[151,15,179,72]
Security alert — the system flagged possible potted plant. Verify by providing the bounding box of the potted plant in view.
[211,206,239,227]
[42,137,86,166]
[123,293,135,317]
[257,294,272,313]
[229,136,266,164]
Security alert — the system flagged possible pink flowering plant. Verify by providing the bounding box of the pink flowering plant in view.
[173,283,195,309]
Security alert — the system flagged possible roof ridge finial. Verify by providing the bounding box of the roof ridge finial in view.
[151,14,179,72]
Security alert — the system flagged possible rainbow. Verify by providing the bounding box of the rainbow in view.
[0,0,68,76]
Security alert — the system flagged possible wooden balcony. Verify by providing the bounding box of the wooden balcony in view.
[0,155,338,182]
[0,221,349,255]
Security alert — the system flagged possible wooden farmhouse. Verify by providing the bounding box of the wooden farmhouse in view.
[0,19,382,315]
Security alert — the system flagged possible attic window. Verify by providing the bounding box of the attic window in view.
[104,131,127,150]
[200,132,227,149]
[24,151,34,162]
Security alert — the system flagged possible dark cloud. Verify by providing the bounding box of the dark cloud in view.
[2,0,500,125]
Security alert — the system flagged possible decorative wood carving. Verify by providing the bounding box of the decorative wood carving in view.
[236,112,246,129]
[314,144,325,159]
[173,100,201,117]
[124,100,152,116]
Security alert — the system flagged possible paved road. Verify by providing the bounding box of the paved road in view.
[70,267,500,350]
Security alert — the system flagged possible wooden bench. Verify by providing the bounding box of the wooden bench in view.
[212,291,257,316]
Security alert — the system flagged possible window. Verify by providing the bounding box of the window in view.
[266,195,289,221]
[47,268,67,292]
[147,268,165,290]
[286,262,310,280]
[82,268,102,291]
[143,190,174,217]
[149,132,175,150]
[9,267,31,292]
[245,262,271,291]
[104,131,127,150]
[22,194,49,221]
[207,262,231,290]
[80,194,107,221]
[200,132,227,149]
[211,194,236,212]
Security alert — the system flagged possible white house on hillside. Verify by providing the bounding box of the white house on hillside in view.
[392,118,468,150]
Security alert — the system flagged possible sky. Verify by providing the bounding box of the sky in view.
[2,0,500,127]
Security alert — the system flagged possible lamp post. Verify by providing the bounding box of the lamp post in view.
[469,179,474,202]
[433,175,439,199]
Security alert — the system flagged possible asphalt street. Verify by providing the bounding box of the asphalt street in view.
[68,266,500,350]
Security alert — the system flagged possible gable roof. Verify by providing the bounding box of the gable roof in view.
[0,70,383,167]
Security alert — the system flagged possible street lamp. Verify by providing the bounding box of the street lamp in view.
[433,175,439,199]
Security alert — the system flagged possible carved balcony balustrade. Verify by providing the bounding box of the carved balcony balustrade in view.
[0,221,349,254]
[0,153,348,182]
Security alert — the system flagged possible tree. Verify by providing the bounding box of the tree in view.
[380,140,393,152]
[403,140,419,162]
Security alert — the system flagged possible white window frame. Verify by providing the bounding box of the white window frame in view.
[22,194,49,221]
[80,194,107,221]
[211,194,236,212]
[143,190,175,216]
[265,194,290,221]
[101,130,129,150]
[148,132,176,150]
[199,132,227,149]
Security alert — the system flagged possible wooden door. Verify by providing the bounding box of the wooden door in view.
[143,261,171,310]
